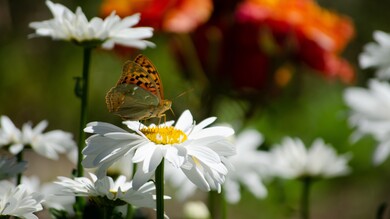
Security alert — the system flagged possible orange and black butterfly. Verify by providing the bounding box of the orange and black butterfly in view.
[105,54,172,120]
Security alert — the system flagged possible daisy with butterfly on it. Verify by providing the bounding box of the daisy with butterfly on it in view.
[86,54,235,191]
[82,109,236,191]
[83,54,235,219]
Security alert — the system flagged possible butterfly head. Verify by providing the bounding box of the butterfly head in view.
[161,100,172,112]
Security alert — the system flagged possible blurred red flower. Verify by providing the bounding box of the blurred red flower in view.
[235,0,355,83]
[100,0,213,33]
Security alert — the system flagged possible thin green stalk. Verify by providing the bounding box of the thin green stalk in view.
[300,177,312,219]
[208,191,217,219]
[125,204,133,219]
[221,190,227,219]
[73,46,93,219]
[155,159,165,219]
[16,151,23,185]
[174,34,208,86]
[76,47,92,178]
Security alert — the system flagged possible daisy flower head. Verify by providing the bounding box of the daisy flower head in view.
[0,116,76,159]
[20,176,75,214]
[82,110,235,191]
[21,120,77,160]
[55,173,157,209]
[270,137,351,179]
[0,181,44,219]
[359,31,390,79]
[344,79,390,165]
[29,1,155,49]
[0,115,23,153]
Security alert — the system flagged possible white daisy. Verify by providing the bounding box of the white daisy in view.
[82,110,235,191]
[164,161,197,200]
[164,129,271,203]
[359,30,390,79]
[29,1,155,49]
[270,137,351,179]
[0,115,23,153]
[21,120,77,160]
[20,176,75,214]
[224,129,271,204]
[344,79,390,164]
[54,173,156,209]
[0,181,44,219]
[0,116,77,160]
[0,156,27,180]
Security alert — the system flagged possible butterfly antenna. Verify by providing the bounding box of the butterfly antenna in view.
[172,88,194,101]
[169,108,175,118]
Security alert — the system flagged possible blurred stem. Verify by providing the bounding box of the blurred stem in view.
[209,191,219,219]
[156,159,165,219]
[16,151,23,185]
[74,46,93,219]
[221,190,227,219]
[76,46,92,178]
[125,204,133,219]
[300,177,312,219]
[174,34,209,87]
[376,202,387,219]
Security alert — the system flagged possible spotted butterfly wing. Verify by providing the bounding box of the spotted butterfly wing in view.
[134,54,165,99]
[105,55,172,120]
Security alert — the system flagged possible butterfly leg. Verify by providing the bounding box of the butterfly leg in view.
[157,114,167,125]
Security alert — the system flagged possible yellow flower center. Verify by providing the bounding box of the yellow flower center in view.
[141,126,188,145]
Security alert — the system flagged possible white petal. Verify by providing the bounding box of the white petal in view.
[373,140,390,165]
[175,110,193,131]
[84,122,127,134]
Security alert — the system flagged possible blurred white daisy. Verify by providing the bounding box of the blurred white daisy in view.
[164,129,271,203]
[21,120,77,160]
[0,115,23,153]
[20,176,75,214]
[359,30,390,79]
[164,162,197,200]
[183,201,210,219]
[29,0,155,49]
[344,79,390,165]
[270,137,351,179]
[82,110,235,191]
[0,116,77,160]
[55,173,157,208]
[0,156,27,180]
[0,181,44,219]
[224,129,271,204]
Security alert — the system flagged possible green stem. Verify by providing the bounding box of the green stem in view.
[155,159,165,219]
[300,177,312,219]
[174,34,208,86]
[73,47,92,219]
[221,190,227,219]
[125,204,133,219]
[208,191,217,219]
[76,47,92,177]
[16,151,23,185]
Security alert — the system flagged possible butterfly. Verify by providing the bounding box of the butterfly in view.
[105,54,172,121]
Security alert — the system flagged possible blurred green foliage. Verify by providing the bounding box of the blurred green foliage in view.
[1,0,390,219]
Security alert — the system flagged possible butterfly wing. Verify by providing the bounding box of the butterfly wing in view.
[105,84,160,120]
[134,54,165,99]
[116,56,162,100]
